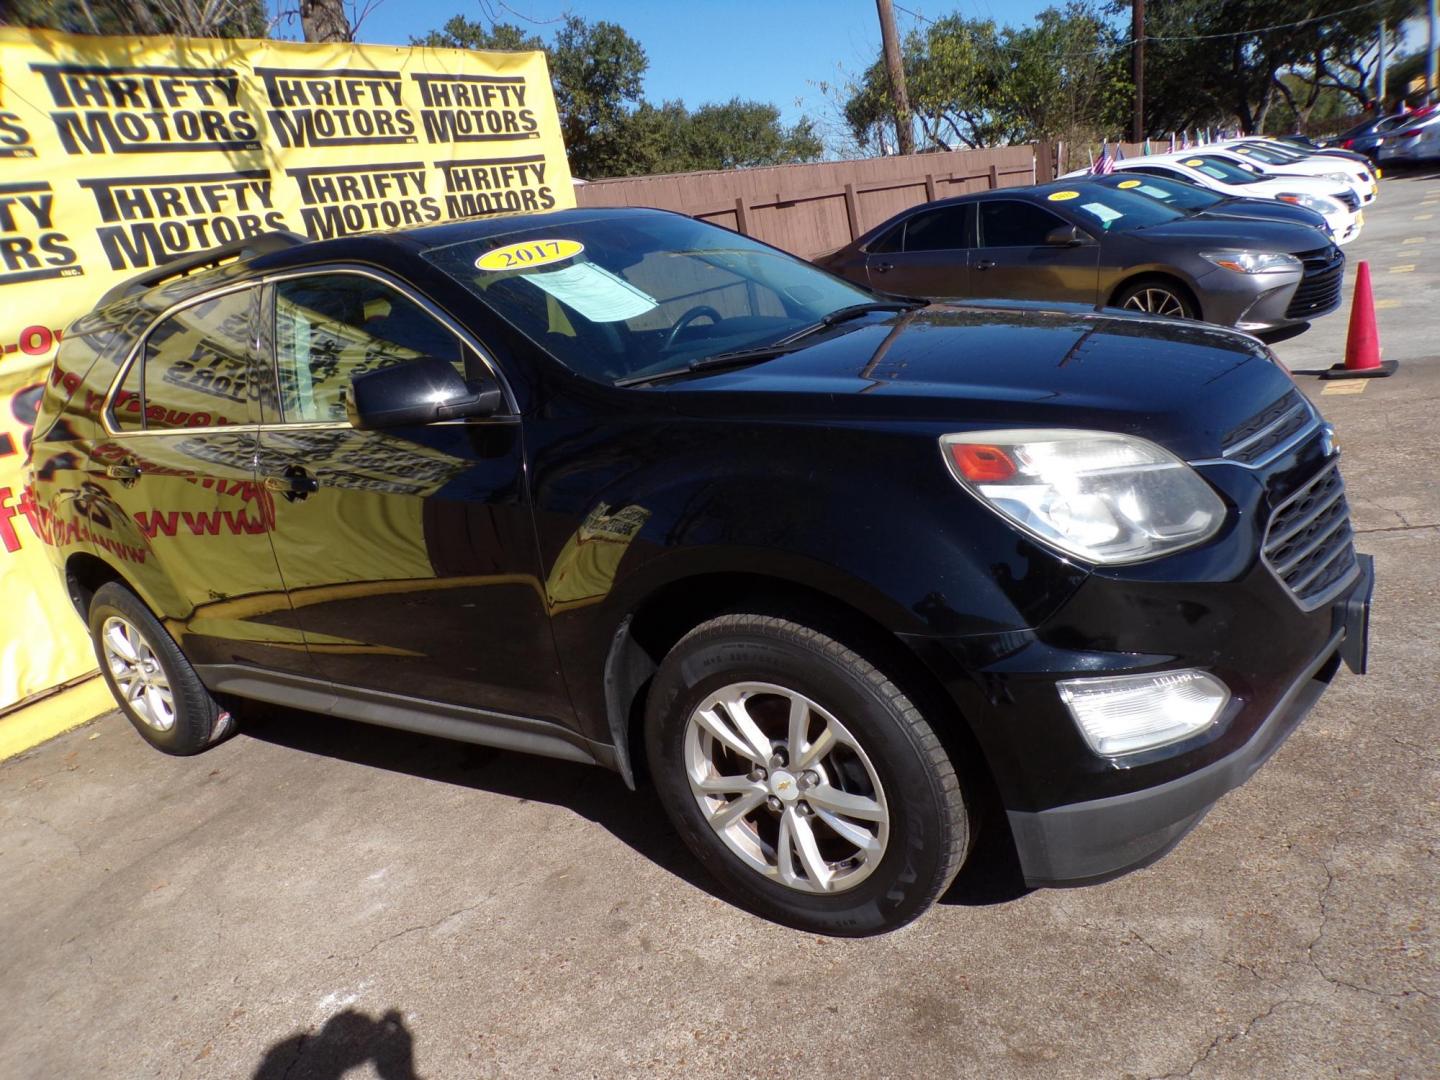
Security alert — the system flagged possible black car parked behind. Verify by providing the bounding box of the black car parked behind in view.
[30,209,1371,935]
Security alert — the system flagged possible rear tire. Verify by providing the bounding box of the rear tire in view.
[88,582,233,756]
[644,613,971,935]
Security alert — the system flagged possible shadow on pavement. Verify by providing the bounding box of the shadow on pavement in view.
[237,704,718,897]
[238,703,1033,918]
[253,1008,419,1079]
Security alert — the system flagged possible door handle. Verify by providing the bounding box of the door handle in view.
[976,259,996,270]
[263,465,319,502]
[873,261,893,273]
[105,459,141,486]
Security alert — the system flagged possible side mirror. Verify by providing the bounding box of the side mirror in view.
[1044,224,1084,247]
[346,357,503,430]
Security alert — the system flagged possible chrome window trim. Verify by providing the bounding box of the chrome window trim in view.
[100,263,518,439]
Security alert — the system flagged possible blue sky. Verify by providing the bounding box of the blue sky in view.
[275,0,1057,130]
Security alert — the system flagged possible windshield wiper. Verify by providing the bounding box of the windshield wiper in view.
[777,299,926,346]
[613,300,926,388]
[613,341,812,387]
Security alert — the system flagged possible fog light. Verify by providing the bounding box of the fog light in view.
[1057,670,1230,756]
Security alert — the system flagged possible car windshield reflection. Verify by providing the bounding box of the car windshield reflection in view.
[423,214,878,386]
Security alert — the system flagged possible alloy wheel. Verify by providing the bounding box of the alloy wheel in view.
[1122,287,1189,318]
[101,616,176,732]
[683,681,890,894]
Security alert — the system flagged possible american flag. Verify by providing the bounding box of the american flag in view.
[1092,140,1115,174]
[1180,131,1191,150]
[1167,132,1176,153]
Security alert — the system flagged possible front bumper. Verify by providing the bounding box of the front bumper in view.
[1193,266,1304,331]
[1008,552,1372,886]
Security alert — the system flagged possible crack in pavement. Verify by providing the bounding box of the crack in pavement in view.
[1353,523,1440,535]
[1305,859,1434,1003]
[1147,998,1304,1079]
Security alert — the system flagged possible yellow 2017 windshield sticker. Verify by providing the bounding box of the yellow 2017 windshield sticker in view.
[1117,178,1141,188]
[1184,158,1204,166]
[1047,190,1080,201]
[476,238,584,272]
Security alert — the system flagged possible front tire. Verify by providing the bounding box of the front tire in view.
[644,613,971,935]
[88,582,233,755]
[1114,277,1198,320]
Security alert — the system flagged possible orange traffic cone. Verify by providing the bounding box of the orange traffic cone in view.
[1322,260,1397,379]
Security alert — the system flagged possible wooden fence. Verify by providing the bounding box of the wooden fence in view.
[572,145,1036,258]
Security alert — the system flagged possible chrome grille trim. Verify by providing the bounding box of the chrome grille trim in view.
[1261,460,1359,611]
[1192,389,1320,471]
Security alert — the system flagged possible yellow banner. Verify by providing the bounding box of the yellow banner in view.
[0,28,574,709]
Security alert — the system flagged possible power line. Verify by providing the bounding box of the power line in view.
[893,0,1394,48]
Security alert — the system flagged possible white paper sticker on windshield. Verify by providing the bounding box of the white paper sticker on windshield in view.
[524,263,658,323]
[1080,202,1123,223]
[1135,183,1170,199]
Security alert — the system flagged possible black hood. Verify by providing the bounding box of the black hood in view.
[656,305,1296,462]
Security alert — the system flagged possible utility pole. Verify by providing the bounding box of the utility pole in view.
[1377,20,1387,107]
[1132,0,1145,143]
[876,0,915,155]
[1429,0,1438,105]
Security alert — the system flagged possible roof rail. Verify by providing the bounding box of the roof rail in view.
[96,230,309,309]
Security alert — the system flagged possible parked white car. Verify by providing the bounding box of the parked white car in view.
[1378,112,1440,164]
[1064,154,1362,243]
[1205,143,1376,206]
[1220,139,1380,196]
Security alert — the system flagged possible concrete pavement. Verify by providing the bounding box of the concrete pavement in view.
[2,171,1437,1080]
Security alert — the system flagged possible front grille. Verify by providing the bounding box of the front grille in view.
[1263,461,1357,608]
[1221,388,1315,465]
[1285,245,1345,320]
[1335,190,1361,211]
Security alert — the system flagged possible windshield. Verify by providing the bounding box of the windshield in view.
[1182,156,1265,185]
[1095,174,1221,211]
[423,213,876,385]
[1054,186,1185,231]
[1230,143,1302,164]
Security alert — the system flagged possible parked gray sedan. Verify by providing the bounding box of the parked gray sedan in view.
[816,182,1344,333]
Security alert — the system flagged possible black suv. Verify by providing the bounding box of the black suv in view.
[29,208,1372,935]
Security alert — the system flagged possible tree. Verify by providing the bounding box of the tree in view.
[299,0,350,43]
[415,13,822,178]
[2,0,266,36]
[842,4,1128,153]
[1127,0,1415,135]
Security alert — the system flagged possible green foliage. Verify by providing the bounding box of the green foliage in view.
[1,0,267,37]
[415,13,822,178]
[1125,0,1416,135]
[842,3,1129,153]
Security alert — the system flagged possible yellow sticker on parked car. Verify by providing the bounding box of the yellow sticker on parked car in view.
[1047,190,1080,201]
[1117,179,1141,188]
[476,238,585,272]
[1184,158,1204,166]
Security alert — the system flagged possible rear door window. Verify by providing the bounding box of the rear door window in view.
[119,287,260,431]
[901,205,973,252]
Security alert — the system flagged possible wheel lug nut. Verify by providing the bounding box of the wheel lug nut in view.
[767,796,782,812]
[750,767,767,781]
[802,771,819,787]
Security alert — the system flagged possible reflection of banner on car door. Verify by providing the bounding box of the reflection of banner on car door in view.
[0,27,574,710]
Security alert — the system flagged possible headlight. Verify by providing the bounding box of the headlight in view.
[1324,172,1354,185]
[938,429,1226,565]
[1058,669,1231,755]
[1200,250,1301,274]
[1277,191,1342,214]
